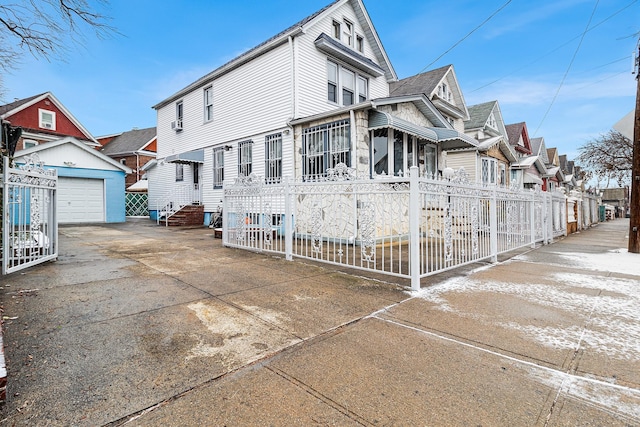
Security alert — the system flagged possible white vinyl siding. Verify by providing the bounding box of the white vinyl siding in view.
[445,152,477,182]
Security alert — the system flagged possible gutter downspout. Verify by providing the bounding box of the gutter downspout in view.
[288,34,297,179]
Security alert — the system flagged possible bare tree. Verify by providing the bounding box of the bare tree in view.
[577,130,632,187]
[0,0,115,94]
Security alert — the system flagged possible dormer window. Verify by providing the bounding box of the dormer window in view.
[39,109,56,130]
[343,19,354,47]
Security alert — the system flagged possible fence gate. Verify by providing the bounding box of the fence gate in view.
[2,155,58,275]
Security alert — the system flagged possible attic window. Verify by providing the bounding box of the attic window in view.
[487,112,497,129]
[332,20,341,39]
[356,34,364,53]
[438,83,452,102]
[343,19,354,47]
[39,109,56,130]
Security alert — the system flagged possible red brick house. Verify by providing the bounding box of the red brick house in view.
[98,127,157,188]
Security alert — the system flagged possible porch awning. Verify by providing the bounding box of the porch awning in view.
[369,111,438,142]
[524,172,543,185]
[165,149,204,164]
[369,111,477,149]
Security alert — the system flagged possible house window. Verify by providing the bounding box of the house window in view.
[481,158,497,186]
[356,34,364,53]
[120,158,127,166]
[327,61,367,107]
[372,129,389,176]
[487,112,497,130]
[341,68,355,106]
[302,119,350,180]
[327,61,338,103]
[343,19,353,46]
[204,86,213,122]
[332,20,341,39]
[238,140,253,177]
[23,139,38,149]
[213,148,224,189]
[499,163,506,186]
[175,163,184,182]
[176,101,184,126]
[265,133,282,184]
[417,140,437,178]
[438,83,452,102]
[357,76,368,103]
[39,109,56,130]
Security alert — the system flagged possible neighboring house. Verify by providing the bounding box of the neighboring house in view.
[456,100,517,186]
[601,187,629,218]
[147,0,477,224]
[13,137,131,224]
[545,147,564,192]
[0,92,100,151]
[505,122,547,189]
[98,127,157,188]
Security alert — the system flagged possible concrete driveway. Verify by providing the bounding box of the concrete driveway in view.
[0,218,638,426]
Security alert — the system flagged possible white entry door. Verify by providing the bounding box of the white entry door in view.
[58,177,105,223]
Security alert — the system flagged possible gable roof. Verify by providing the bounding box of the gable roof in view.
[153,0,397,110]
[530,137,549,164]
[100,127,157,156]
[505,122,532,155]
[0,93,44,116]
[0,92,99,145]
[389,65,469,121]
[13,137,131,173]
[465,101,495,130]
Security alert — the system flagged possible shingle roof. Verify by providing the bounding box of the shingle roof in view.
[464,101,496,130]
[101,127,156,155]
[505,122,525,146]
[0,93,46,117]
[389,65,451,97]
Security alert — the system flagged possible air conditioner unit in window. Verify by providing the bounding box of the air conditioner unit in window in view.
[171,120,183,131]
[43,123,52,129]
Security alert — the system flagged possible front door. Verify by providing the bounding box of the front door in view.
[192,163,202,204]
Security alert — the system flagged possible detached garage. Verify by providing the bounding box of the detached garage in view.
[14,137,131,224]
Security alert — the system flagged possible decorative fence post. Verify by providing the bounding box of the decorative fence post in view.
[409,166,420,291]
[284,176,293,261]
[490,187,498,263]
[530,193,536,249]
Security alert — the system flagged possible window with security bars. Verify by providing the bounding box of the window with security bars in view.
[302,120,350,180]
[265,133,282,184]
[213,148,224,189]
[238,140,253,177]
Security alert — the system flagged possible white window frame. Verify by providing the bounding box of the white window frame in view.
[265,133,283,184]
[23,139,38,149]
[39,109,56,130]
[343,19,354,47]
[204,86,213,122]
[327,61,368,107]
[481,157,497,186]
[438,83,452,102]
[487,112,497,130]
[356,34,364,53]
[499,163,506,186]
[332,20,341,39]
[176,101,184,127]
[213,148,224,189]
[238,140,253,177]
[175,163,184,182]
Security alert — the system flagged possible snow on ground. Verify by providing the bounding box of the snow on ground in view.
[516,248,640,276]
[415,262,640,361]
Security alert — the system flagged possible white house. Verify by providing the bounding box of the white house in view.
[148,0,477,225]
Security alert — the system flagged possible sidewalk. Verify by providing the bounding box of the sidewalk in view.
[0,219,638,426]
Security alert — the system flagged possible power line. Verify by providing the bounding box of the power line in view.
[469,0,638,93]
[390,0,512,95]
[532,0,601,137]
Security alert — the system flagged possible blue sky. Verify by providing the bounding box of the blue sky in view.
[2,0,638,159]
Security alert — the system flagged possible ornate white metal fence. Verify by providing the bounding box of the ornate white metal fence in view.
[223,165,568,290]
[2,155,58,275]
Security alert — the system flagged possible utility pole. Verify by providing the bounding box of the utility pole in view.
[629,37,640,253]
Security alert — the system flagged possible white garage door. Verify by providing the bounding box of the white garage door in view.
[58,177,105,223]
